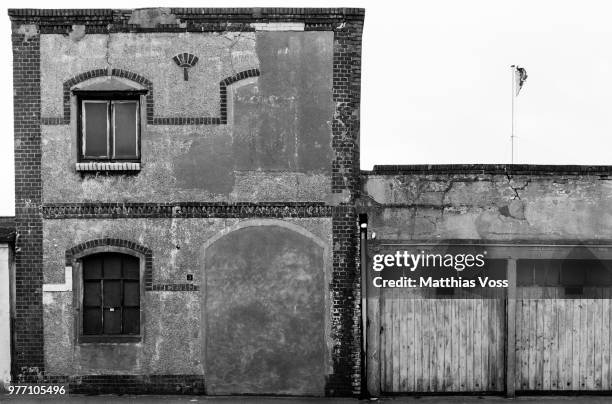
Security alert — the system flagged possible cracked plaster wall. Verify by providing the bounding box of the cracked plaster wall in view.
[362,173,612,241]
[40,31,334,202]
[42,217,332,387]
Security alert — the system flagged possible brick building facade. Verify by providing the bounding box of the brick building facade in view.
[8,8,364,396]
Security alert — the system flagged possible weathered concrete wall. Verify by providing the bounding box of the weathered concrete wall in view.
[42,218,332,395]
[362,169,612,241]
[40,31,334,203]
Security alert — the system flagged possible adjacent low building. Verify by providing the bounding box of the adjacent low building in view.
[362,165,612,395]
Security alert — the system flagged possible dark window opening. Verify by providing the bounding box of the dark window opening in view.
[436,287,455,296]
[82,252,140,337]
[77,93,141,162]
[517,259,612,287]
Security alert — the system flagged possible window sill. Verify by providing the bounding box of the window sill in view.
[76,162,141,172]
[79,335,142,344]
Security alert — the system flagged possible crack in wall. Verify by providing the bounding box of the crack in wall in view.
[505,173,531,200]
[104,34,112,71]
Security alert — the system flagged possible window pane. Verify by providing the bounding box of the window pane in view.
[83,102,108,157]
[84,281,101,306]
[517,260,534,286]
[113,102,138,158]
[103,280,122,307]
[123,281,139,307]
[585,260,612,286]
[123,256,139,280]
[123,308,140,335]
[485,259,507,280]
[83,308,102,335]
[83,255,102,279]
[534,261,548,286]
[103,254,122,279]
[103,309,122,334]
[561,261,586,286]
[546,262,561,285]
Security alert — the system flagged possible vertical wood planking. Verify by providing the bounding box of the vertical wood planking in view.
[595,298,602,389]
[474,299,482,390]
[558,298,566,391]
[565,299,573,390]
[392,290,400,392]
[378,293,506,393]
[459,299,467,391]
[497,296,505,391]
[513,292,612,392]
[536,299,544,389]
[579,298,587,390]
[550,294,559,390]
[435,301,445,392]
[451,299,459,392]
[603,295,610,389]
[425,299,432,392]
[399,294,408,392]
[415,298,423,392]
[542,298,550,390]
[444,299,452,391]
[572,299,580,390]
[408,297,416,391]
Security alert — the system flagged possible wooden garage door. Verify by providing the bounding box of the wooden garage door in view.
[378,287,506,393]
[515,295,612,391]
[514,259,612,391]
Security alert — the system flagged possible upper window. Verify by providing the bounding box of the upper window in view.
[517,258,612,288]
[78,96,140,162]
[81,252,141,342]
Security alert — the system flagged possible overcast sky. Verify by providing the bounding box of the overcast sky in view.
[1,0,612,215]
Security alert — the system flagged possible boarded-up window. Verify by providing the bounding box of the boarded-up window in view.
[82,253,140,336]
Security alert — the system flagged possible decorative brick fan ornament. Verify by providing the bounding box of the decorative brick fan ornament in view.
[173,53,199,81]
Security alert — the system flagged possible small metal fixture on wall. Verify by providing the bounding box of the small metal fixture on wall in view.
[173,53,199,81]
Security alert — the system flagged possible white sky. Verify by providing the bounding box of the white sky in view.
[2,0,612,215]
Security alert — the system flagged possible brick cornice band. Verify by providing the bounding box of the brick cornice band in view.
[8,9,365,29]
[42,202,333,219]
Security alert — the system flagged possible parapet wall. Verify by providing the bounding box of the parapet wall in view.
[361,165,612,242]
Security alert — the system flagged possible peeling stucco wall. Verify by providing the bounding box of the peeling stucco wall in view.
[40,31,334,202]
[362,172,612,241]
[42,217,332,393]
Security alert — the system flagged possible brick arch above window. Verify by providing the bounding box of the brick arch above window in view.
[42,67,261,126]
[65,238,153,290]
[59,68,152,126]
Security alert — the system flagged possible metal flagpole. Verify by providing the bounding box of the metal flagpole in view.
[511,65,515,164]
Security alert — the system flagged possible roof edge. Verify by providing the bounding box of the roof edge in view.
[364,164,612,176]
[8,8,365,21]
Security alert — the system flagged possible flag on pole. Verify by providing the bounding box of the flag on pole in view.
[513,65,528,96]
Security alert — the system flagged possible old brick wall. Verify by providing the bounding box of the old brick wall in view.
[12,22,44,380]
[361,165,612,241]
[9,8,364,396]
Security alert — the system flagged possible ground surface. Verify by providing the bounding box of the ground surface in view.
[2,395,612,403]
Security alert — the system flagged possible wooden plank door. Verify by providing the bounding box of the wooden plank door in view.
[515,288,612,391]
[378,287,506,393]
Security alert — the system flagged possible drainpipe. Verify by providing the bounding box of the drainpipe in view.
[358,213,368,398]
